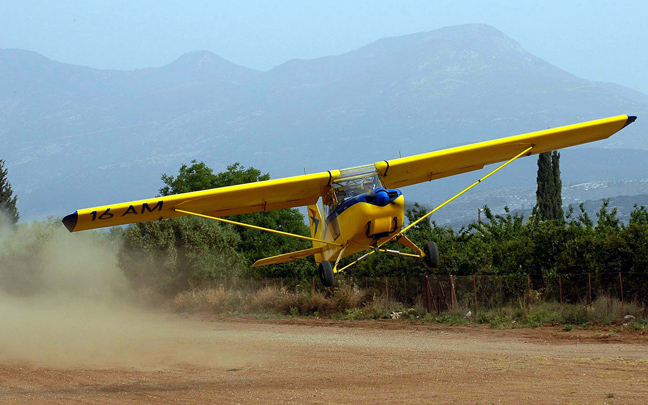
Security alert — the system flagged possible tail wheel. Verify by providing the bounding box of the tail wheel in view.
[319,261,335,287]
[423,241,440,268]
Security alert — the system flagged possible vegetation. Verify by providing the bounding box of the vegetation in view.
[115,160,648,296]
[0,149,642,328]
[0,159,19,224]
[349,201,648,281]
[170,278,646,330]
[118,161,314,296]
[159,161,313,278]
[535,151,563,221]
[118,216,246,296]
[348,151,646,280]
[3,214,644,328]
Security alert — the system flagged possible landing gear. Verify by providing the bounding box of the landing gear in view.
[423,241,439,268]
[319,261,335,287]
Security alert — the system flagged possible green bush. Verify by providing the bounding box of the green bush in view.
[119,216,246,296]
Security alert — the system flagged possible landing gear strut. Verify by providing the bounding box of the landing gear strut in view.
[319,261,335,287]
[423,241,439,268]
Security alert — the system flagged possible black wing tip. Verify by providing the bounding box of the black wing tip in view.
[62,212,78,232]
[623,115,637,128]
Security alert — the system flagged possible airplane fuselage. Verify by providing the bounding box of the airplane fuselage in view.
[320,190,405,262]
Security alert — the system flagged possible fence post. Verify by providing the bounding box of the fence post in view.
[435,277,441,315]
[312,277,315,295]
[385,276,389,298]
[425,276,431,314]
[473,274,478,318]
[526,275,531,308]
[559,275,563,306]
[450,275,458,311]
[619,272,624,312]
[588,273,592,307]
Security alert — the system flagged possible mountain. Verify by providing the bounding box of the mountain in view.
[1,24,646,221]
[430,180,648,228]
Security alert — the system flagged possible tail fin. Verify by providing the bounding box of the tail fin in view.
[307,203,324,264]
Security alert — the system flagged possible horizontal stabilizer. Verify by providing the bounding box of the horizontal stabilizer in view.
[253,246,325,267]
[395,234,424,255]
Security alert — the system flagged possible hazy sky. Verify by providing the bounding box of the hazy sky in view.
[1,0,646,93]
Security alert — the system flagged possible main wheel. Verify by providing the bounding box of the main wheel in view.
[423,241,439,268]
[319,261,335,287]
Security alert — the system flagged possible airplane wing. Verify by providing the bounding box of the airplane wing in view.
[63,170,339,232]
[63,114,635,233]
[374,115,636,189]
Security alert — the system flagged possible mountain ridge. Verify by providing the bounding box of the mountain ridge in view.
[1,24,646,221]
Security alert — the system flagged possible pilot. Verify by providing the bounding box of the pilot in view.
[363,178,375,194]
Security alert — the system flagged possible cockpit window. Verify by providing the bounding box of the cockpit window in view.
[323,165,384,217]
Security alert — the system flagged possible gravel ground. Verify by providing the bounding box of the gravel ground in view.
[1,316,647,404]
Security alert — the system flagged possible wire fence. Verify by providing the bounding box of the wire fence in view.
[217,272,648,316]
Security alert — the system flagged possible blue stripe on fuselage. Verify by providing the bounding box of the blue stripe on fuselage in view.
[325,188,402,224]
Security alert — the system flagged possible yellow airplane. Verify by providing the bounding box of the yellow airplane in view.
[63,115,636,286]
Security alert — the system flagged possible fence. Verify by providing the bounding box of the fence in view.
[216,272,648,316]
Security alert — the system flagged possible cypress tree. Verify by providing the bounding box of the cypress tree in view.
[551,151,564,221]
[536,152,554,220]
[535,151,564,221]
[0,159,19,224]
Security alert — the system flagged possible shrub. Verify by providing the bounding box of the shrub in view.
[301,292,335,314]
[119,216,246,296]
[333,281,367,311]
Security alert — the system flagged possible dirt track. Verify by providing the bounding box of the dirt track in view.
[1,317,647,404]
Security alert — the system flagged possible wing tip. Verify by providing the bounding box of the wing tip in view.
[62,212,78,232]
[623,115,637,129]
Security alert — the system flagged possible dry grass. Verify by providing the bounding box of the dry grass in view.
[172,280,370,317]
[174,288,229,313]
[301,292,335,314]
[171,279,647,327]
[590,295,644,323]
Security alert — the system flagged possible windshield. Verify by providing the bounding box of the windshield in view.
[323,165,384,216]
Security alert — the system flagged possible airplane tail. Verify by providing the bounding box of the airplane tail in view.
[307,204,324,264]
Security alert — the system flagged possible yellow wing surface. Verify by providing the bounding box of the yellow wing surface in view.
[63,171,339,232]
[374,114,636,189]
[63,114,635,232]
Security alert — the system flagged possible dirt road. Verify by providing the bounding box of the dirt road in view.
[1,317,647,404]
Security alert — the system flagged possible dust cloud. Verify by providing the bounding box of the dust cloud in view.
[0,217,252,369]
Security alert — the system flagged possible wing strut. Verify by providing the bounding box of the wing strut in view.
[397,145,534,237]
[173,208,343,247]
[336,145,534,273]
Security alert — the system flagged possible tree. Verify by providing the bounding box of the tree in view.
[0,159,19,224]
[535,152,553,220]
[160,161,312,279]
[159,161,270,196]
[551,151,564,221]
[535,151,563,221]
[119,216,245,296]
